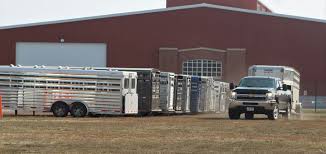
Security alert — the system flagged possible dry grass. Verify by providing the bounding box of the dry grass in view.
[0,110,326,153]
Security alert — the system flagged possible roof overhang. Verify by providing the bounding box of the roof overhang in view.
[1,3,326,30]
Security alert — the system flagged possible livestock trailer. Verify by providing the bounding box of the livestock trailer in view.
[159,72,175,112]
[0,65,138,117]
[248,65,301,113]
[70,67,161,115]
[109,68,161,115]
[190,76,201,113]
[174,75,191,113]
[213,81,229,113]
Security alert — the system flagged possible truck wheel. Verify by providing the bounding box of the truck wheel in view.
[229,109,240,120]
[245,113,254,120]
[52,102,69,117]
[284,103,291,119]
[268,105,279,120]
[70,102,88,117]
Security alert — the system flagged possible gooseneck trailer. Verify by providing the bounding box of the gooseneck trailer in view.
[0,66,138,117]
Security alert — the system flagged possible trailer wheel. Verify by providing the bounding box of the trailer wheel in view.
[268,105,279,120]
[229,109,240,120]
[245,113,254,120]
[52,102,69,117]
[70,102,87,117]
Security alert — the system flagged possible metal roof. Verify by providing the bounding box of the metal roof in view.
[1,3,326,30]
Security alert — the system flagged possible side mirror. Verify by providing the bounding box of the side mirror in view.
[229,83,237,90]
[282,84,288,91]
[229,83,235,90]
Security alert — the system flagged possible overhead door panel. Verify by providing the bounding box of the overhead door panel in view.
[16,42,107,67]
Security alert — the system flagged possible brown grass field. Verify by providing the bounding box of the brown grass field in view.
[0,110,326,153]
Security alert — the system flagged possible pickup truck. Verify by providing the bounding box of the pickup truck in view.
[229,76,292,120]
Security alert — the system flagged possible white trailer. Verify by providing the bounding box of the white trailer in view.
[213,81,229,113]
[0,65,138,117]
[248,65,301,113]
[159,72,175,112]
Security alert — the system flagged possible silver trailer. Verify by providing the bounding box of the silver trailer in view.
[199,77,209,112]
[207,78,216,112]
[109,68,161,115]
[213,81,229,113]
[159,72,175,112]
[190,76,201,113]
[0,65,138,117]
[174,75,191,113]
[248,65,301,113]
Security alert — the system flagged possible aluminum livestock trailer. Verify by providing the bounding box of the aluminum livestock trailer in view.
[109,68,161,115]
[159,72,175,112]
[85,67,161,115]
[174,75,191,113]
[213,81,229,113]
[190,76,201,113]
[248,65,302,113]
[0,65,138,117]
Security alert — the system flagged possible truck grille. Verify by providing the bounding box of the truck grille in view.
[235,89,269,95]
[237,96,266,101]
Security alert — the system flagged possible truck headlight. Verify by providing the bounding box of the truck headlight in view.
[231,92,237,99]
[266,93,274,100]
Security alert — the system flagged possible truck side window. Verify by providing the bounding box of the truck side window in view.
[124,78,129,89]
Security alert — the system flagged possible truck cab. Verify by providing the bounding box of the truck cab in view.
[229,76,291,120]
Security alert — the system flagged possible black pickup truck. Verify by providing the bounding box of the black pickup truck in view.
[229,76,292,120]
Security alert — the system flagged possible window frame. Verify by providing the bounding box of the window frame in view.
[182,59,222,79]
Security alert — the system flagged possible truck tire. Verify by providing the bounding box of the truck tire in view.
[70,102,88,117]
[268,105,279,120]
[52,102,69,117]
[245,113,254,120]
[284,103,291,119]
[229,109,240,120]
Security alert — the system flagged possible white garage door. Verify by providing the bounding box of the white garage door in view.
[16,42,107,67]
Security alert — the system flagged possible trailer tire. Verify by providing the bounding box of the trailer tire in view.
[70,102,88,118]
[52,101,69,117]
[284,103,291,119]
[245,113,254,120]
[229,109,240,120]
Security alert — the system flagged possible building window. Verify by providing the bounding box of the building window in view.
[182,59,222,79]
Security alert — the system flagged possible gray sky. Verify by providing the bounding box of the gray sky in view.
[260,0,326,19]
[0,0,325,27]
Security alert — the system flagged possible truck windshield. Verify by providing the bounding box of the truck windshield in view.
[239,78,275,88]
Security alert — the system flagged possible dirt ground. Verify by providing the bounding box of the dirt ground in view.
[0,110,326,153]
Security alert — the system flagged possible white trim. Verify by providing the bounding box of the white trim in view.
[179,47,226,53]
[1,3,326,30]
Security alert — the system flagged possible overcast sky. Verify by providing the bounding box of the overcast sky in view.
[0,0,325,27]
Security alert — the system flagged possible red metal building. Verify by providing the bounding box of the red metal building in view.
[0,0,326,98]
